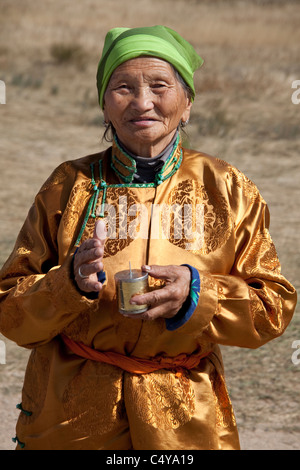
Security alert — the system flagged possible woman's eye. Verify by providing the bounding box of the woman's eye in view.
[152,83,166,89]
[115,84,130,91]
[151,83,168,93]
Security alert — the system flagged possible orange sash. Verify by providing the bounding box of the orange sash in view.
[61,334,207,374]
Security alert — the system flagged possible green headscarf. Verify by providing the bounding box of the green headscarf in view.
[96,25,203,109]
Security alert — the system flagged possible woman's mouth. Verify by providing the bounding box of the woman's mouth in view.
[129,117,158,127]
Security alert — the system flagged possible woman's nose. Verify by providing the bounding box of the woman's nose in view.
[131,86,154,112]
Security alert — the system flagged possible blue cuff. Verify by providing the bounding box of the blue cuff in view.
[97,270,106,284]
[165,264,201,331]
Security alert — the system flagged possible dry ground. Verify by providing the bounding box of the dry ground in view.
[0,0,299,450]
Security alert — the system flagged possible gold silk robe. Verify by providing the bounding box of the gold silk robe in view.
[0,141,297,450]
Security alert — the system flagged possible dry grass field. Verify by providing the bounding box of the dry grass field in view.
[0,0,299,450]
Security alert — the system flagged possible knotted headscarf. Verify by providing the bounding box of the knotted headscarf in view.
[96,25,203,109]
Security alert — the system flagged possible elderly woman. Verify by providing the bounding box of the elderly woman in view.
[0,26,297,450]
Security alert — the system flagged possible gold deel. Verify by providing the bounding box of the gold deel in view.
[0,140,297,450]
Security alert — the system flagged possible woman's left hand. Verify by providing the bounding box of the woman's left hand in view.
[126,265,191,320]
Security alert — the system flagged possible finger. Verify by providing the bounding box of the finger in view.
[77,277,103,293]
[124,301,178,321]
[77,261,104,278]
[77,238,102,253]
[75,246,104,266]
[94,219,107,244]
[144,303,178,320]
[130,283,177,307]
[141,264,178,282]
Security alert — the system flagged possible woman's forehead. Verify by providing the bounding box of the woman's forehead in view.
[110,57,176,81]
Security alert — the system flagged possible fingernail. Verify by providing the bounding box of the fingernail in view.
[143,265,151,271]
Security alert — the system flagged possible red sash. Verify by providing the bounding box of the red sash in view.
[61,334,207,375]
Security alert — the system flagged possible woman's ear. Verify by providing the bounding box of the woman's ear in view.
[181,99,192,125]
[103,105,112,127]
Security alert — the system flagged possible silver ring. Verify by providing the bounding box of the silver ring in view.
[78,266,89,279]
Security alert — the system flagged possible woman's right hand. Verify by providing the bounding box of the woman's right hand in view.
[73,220,107,293]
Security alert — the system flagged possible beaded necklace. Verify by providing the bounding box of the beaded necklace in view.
[75,134,183,246]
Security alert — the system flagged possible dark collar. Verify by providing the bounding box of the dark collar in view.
[111,133,182,185]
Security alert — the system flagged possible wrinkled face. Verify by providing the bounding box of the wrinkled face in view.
[103,57,192,157]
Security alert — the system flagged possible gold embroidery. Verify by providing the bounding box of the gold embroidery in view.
[39,162,73,193]
[165,179,231,254]
[229,166,260,202]
[209,367,236,430]
[250,286,284,334]
[249,287,264,318]
[125,370,195,430]
[62,311,91,342]
[80,186,139,257]
[200,274,218,294]
[62,180,91,244]
[104,187,139,257]
[218,286,226,299]
[62,362,125,435]
[14,275,37,295]
[16,229,35,253]
[244,228,281,275]
[215,158,261,203]
[73,177,231,257]
[16,247,31,256]
[148,277,166,290]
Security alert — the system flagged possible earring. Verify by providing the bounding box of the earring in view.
[103,119,110,128]
[180,119,189,128]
